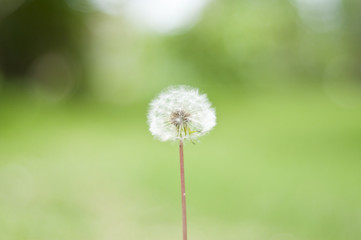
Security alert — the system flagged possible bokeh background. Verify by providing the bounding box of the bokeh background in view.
[1,0,361,239]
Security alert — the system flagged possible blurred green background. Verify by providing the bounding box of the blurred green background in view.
[1,0,361,239]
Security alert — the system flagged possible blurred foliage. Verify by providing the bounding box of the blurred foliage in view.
[160,0,360,89]
[0,0,88,96]
[0,0,360,99]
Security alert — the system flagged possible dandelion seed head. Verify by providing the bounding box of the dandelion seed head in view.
[148,85,216,141]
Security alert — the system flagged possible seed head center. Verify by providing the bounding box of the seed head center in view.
[170,110,190,127]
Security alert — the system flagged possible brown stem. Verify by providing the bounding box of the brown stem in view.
[179,140,187,240]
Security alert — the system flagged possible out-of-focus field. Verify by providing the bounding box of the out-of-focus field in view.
[1,89,360,240]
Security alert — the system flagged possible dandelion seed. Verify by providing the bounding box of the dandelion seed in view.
[147,85,216,240]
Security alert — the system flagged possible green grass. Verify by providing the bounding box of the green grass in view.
[0,90,360,240]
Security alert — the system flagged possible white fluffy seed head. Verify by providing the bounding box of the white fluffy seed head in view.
[147,85,216,142]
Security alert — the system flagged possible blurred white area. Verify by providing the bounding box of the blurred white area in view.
[90,0,126,15]
[86,17,149,104]
[291,0,342,31]
[90,0,210,33]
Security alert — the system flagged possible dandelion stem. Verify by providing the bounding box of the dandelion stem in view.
[179,140,187,240]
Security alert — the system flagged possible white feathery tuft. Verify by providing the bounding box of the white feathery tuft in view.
[147,85,216,141]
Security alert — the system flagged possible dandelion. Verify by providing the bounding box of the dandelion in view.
[148,85,216,142]
[147,85,216,240]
